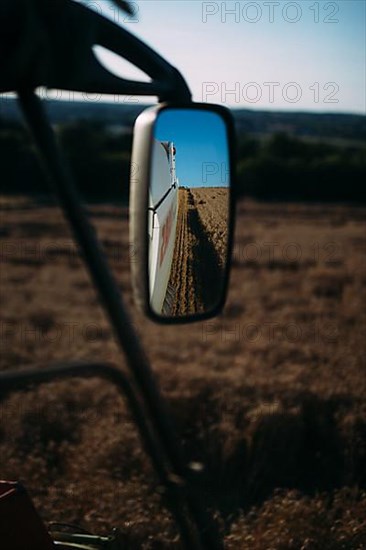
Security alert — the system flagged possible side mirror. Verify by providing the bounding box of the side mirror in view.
[130,103,235,323]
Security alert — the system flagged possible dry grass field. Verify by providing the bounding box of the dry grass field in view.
[190,187,229,271]
[0,196,365,548]
[167,188,200,316]
[168,187,229,315]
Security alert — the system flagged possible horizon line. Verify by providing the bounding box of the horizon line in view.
[1,94,364,118]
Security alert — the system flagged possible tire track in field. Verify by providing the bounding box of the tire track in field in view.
[187,190,225,313]
[167,188,225,317]
[168,189,200,316]
[168,189,188,315]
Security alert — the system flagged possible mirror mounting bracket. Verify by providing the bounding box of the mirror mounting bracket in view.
[0,0,192,103]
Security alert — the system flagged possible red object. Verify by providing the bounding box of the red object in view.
[0,481,55,549]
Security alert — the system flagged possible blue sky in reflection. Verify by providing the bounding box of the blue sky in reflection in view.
[155,109,230,187]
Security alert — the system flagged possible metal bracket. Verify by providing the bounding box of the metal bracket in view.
[0,0,191,102]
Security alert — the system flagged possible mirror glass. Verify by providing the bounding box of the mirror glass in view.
[148,108,231,319]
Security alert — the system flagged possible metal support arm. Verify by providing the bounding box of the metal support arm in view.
[7,89,223,549]
[0,0,192,102]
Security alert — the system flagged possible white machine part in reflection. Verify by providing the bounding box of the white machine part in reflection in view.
[148,140,178,313]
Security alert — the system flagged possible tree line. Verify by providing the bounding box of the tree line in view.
[236,132,366,202]
[1,118,365,203]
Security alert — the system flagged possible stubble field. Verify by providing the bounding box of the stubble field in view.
[168,187,229,315]
[0,196,365,548]
[190,186,229,271]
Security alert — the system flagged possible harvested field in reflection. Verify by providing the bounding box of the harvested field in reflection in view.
[168,188,228,316]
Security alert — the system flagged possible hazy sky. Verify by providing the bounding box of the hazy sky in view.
[86,0,366,114]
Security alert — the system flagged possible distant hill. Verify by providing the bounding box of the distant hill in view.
[1,96,365,203]
[1,97,365,142]
[233,109,366,143]
[0,97,146,131]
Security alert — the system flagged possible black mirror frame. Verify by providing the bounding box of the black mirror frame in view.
[130,101,237,325]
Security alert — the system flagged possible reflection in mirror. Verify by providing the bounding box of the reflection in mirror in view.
[148,109,230,319]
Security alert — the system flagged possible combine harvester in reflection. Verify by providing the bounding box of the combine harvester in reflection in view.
[148,140,178,314]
